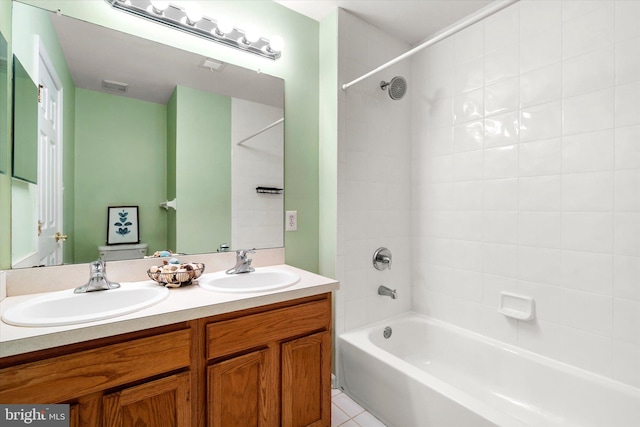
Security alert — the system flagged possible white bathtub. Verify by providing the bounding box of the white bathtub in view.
[338,313,640,427]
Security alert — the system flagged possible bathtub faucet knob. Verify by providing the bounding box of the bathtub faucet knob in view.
[373,247,392,270]
[378,285,397,299]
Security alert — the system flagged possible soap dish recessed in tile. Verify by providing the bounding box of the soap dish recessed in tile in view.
[498,292,535,321]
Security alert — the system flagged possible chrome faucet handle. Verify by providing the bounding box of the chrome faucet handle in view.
[373,247,392,270]
[237,248,255,259]
[74,260,120,293]
[89,259,105,274]
[236,249,255,265]
[226,249,256,274]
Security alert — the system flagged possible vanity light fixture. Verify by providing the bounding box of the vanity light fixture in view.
[213,15,234,37]
[105,0,283,60]
[183,2,203,26]
[149,0,169,14]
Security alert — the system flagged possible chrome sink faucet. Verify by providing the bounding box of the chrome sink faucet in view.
[226,249,255,274]
[74,260,121,293]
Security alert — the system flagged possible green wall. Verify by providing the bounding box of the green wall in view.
[74,88,167,263]
[0,30,8,176]
[174,86,231,254]
[9,178,34,263]
[0,0,11,269]
[319,10,338,279]
[11,56,37,183]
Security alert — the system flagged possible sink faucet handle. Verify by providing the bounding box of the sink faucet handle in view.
[237,248,256,258]
[90,259,105,274]
[226,249,256,274]
[74,259,120,293]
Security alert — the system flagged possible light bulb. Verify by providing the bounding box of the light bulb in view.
[215,16,234,35]
[268,35,284,53]
[185,2,204,25]
[243,27,260,44]
[150,0,169,13]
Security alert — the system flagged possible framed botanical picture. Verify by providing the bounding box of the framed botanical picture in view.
[107,206,140,245]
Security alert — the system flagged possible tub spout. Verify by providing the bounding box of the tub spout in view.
[378,285,397,299]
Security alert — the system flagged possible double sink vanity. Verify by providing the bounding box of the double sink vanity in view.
[0,249,338,427]
[0,2,333,425]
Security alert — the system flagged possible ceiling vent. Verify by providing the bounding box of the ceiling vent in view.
[200,57,226,72]
[102,79,129,93]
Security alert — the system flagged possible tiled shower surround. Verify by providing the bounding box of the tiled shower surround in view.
[336,0,639,390]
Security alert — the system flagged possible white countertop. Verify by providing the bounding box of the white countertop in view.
[0,264,339,358]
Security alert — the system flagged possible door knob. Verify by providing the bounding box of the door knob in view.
[55,232,68,242]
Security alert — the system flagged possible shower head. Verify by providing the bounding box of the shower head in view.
[380,76,407,100]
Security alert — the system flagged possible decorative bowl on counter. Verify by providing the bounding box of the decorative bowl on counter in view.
[147,262,205,288]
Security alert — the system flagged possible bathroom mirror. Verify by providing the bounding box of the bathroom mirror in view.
[11,55,38,183]
[0,31,8,175]
[10,1,284,268]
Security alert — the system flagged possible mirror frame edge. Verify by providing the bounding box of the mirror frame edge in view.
[0,0,13,271]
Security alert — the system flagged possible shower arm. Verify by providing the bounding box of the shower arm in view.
[340,0,519,91]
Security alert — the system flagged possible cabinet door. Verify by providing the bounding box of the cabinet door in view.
[102,372,191,427]
[208,348,278,427]
[281,331,331,427]
[69,403,79,427]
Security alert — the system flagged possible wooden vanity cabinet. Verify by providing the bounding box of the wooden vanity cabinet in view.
[0,324,192,427]
[205,294,332,427]
[0,292,332,427]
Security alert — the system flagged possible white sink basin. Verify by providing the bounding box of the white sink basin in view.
[1,283,169,327]
[198,267,299,293]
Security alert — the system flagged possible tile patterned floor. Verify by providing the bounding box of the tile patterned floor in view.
[331,388,388,427]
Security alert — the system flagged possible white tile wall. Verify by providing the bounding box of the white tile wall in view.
[336,10,412,334]
[231,99,284,249]
[335,0,638,391]
[411,0,640,388]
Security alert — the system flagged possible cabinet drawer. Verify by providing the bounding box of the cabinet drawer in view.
[0,329,191,403]
[206,298,330,360]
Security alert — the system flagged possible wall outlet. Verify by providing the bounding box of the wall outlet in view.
[286,211,297,231]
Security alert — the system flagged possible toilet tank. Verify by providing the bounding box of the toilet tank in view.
[98,243,148,261]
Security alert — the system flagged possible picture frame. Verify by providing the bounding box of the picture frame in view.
[106,206,140,245]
